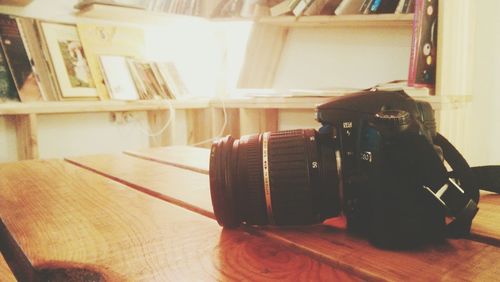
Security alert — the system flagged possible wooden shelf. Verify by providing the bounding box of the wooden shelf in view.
[76,3,205,25]
[0,99,209,115]
[76,4,413,28]
[258,13,414,28]
[0,0,32,6]
[211,95,472,110]
[0,94,469,116]
[212,96,329,109]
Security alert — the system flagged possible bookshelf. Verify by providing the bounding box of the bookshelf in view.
[76,3,205,25]
[0,1,474,162]
[0,99,210,160]
[211,95,471,110]
[0,99,209,115]
[258,13,413,27]
[77,3,413,27]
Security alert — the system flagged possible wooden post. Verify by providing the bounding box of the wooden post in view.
[239,109,278,136]
[15,114,38,160]
[435,0,475,152]
[237,24,289,88]
[210,107,241,139]
[185,109,213,148]
[147,110,172,147]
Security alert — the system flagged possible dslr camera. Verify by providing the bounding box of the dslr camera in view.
[209,90,481,248]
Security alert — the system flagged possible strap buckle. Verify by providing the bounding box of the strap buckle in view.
[423,178,478,217]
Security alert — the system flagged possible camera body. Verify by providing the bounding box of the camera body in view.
[210,90,479,249]
[316,90,448,247]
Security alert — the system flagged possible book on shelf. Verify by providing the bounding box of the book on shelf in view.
[335,0,406,15]
[38,22,98,100]
[16,18,59,101]
[98,56,186,101]
[334,0,365,15]
[75,0,152,10]
[240,0,267,18]
[366,0,399,14]
[292,0,315,16]
[211,0,277,18]
[77,23,145,100]
[125,57,147,99]
[99,55,140,100]
[161,0,201,15]
[75,0,203,16]
[0,14,43,102]
[270,0,301,16]
[211,0,244,18]
[0,0,33,6]
[127,59,166,100]
[155,62,189,99]
[358,0,373,14]
[303,0,342,16]
[149,62,174,99]
[407,0,437,89]
[0,42,19,102]
[395,0,415,14]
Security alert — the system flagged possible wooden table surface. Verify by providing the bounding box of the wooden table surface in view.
[1,146,499,281]
[0,252,15,282]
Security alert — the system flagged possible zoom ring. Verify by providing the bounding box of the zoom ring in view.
[238,134,268,225]
[267,130,316,225]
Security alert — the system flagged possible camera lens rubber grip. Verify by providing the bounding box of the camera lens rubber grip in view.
[267,129,317,225]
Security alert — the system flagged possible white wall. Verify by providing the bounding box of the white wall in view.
[462,0,500,166]
[37,112,150,159]
[274,26,411,90]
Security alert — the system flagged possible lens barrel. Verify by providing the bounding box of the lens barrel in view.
[209,129,340,227]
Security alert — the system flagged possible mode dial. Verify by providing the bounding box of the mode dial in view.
[375,110,410,131]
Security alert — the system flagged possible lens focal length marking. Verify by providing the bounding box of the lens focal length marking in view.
[262,132,275,225]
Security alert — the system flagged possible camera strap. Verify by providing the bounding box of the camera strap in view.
[433,133,500,237]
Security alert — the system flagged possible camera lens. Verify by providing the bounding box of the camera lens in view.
[209,129,341,227]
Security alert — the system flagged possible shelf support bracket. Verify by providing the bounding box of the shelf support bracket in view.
[15,114,39,160]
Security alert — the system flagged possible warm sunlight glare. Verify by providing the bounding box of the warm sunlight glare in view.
[144,19,253,98]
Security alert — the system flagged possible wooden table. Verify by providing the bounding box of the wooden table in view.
[1,146,499,281]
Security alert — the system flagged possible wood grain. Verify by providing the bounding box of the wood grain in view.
[124,146,500,246]
[471,192,500,246]
[67,153,213,218]
[260,225,500,281]
[0,252,15,282]
[0,160,358,281]
[125,146,210,174]
[67,150,500,281]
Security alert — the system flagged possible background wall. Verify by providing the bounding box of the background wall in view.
[274,26,411,90]
[463,0,500,166]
